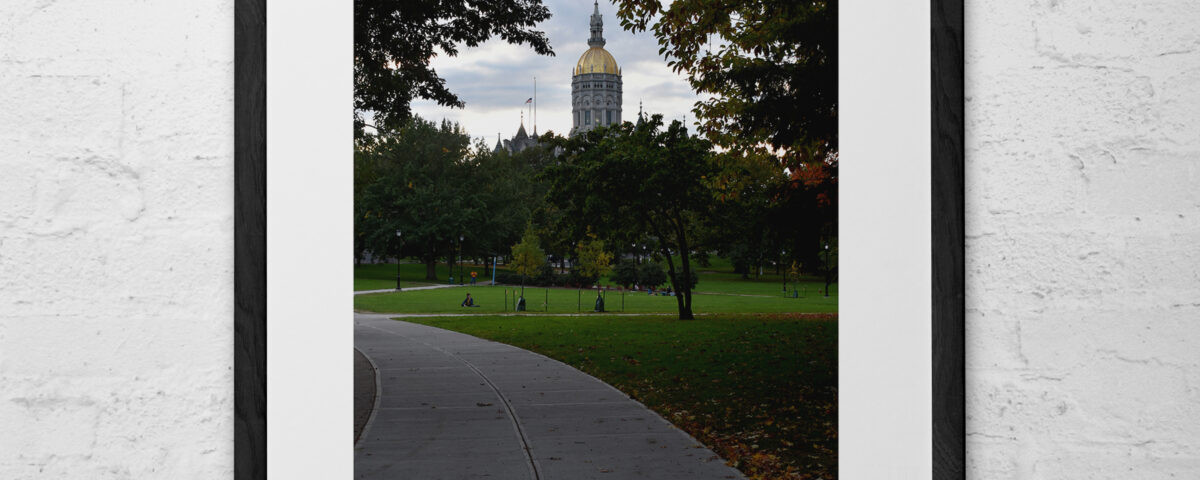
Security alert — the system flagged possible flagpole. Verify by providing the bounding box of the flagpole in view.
[534,77,537,133]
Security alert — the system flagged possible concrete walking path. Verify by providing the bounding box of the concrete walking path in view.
[354,312,745,480]
[355,284,475,295]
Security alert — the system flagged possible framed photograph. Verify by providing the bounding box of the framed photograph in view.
[235,0,963,478]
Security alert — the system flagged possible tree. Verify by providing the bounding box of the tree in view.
[544,116,717,319]
[613,0,838,269]
[611,0,836,171]
[637,262,668,288]
[355,0,554,135]
[575,236,613,294]
[355,116,475,280]
[355,117,548,281]
[510,225,546,297]
[707,149,789,279]
[787,260,803,292]
[610,259,639,288]
[817,237,837,297]
[612,260,668,289]
[772,157,837,277]
[466,143,547,263]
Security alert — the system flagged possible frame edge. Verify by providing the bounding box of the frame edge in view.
[235,0,267,478]
[931,0,966,478]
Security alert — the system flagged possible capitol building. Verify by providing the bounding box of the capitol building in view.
[571,1,622,134]
[495,1,623,153]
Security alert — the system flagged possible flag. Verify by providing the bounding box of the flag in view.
[524,98,533,104]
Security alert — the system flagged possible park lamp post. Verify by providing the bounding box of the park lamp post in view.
[458,235,465,285]
[782,249,788,293]
[395,229,403,291]
[824,243,831,297]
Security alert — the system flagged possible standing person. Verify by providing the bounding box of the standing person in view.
[470,271,477,285]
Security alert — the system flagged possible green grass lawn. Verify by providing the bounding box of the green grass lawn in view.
[354,284,836,314]
[690,271,836,297]
[356,259,837,315]
[355,260,836,298]
[657,256,836,296]
[402,314,837,480]
[353,262,499,291]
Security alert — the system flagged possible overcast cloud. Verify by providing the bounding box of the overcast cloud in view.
[408,0,705,146]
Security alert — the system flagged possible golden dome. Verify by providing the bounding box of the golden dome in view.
[575,47,620,75]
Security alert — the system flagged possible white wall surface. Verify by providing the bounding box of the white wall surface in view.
[966,0,1200,477]
[0,1,234,478]
[2,0,1199,478]
[839,1,932,476]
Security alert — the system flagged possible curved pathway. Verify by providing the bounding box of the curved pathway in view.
[354,284,468,295]
[354,313,745,480]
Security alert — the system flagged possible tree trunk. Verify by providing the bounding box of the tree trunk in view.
[424,254,438,281]
[645,210,695,320]
[676,221,695,321]
[680,293,694,320]
[658,237,692,320]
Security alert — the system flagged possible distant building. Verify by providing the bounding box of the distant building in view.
[494,1,624,150]
[493,115,539,154]
[572,1,622,135]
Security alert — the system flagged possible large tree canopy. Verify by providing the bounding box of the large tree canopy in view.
[611,0,836,168]
[355,116,538,280]
[544,116,717,320]
[613,0,837,279]
[355,117,472,279]
[355,0,555,135]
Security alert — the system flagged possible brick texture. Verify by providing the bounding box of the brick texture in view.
[966,1,1200,477]
[2,0,1198,478]
[0,1,234,478]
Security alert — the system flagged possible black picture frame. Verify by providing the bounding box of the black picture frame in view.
[931,0,966,478]
[230,0,966,477]
[234,0,266,478]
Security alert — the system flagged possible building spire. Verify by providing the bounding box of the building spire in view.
[516,111,528,140]
[588,0,605,47]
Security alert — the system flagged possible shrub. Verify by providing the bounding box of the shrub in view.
[638,262,668,288]
[533,264,560,286]
[671,269,700,290]
[494,271,525,285]
[563,267,596,288]
[610,259,639,287]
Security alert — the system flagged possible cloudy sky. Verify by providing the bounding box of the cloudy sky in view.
[409,0,705,145]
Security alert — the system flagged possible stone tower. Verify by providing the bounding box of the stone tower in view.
[571,1,622,135]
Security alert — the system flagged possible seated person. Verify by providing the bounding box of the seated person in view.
[461,293,480,307]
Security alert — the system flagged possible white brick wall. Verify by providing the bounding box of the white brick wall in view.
[966,0,1200,477]
[0,1,234,478]
[2,0,1197,478]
